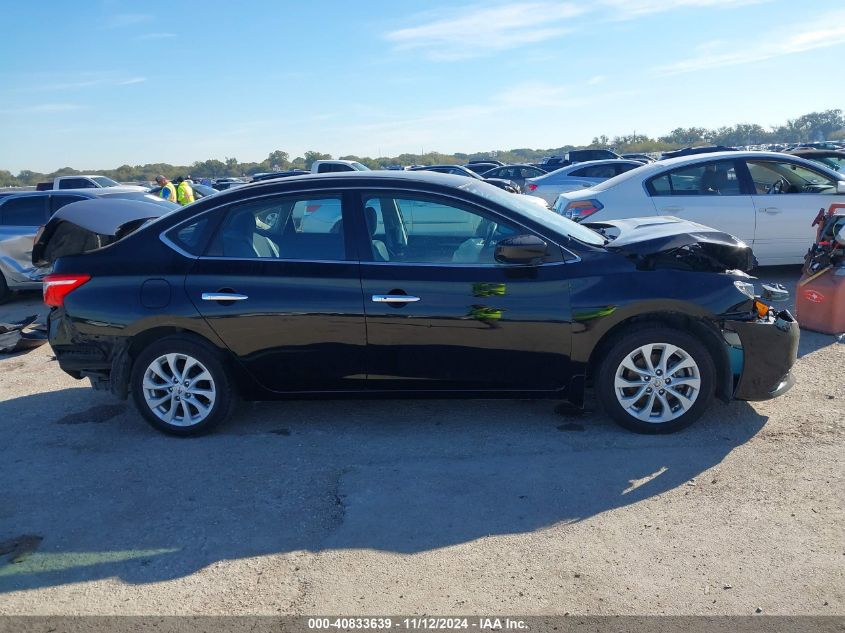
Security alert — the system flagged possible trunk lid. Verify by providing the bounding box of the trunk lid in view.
[32,198,176,267]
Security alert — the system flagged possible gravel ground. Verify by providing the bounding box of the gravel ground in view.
[0,267,842,616]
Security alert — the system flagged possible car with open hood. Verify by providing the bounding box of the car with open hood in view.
[36,171,798,436]
[553,151,845,265]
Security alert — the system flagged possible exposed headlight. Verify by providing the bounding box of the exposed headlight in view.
[734,280,755,299]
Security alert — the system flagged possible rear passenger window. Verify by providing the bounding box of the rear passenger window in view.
[167,216,215,255]
[648,160,740,196]
[51,195,86,213]
[0,196,48,226]
[208,195,346,260]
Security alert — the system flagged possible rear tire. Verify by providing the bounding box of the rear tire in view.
[596,326,715,434]
[130,336,236,436]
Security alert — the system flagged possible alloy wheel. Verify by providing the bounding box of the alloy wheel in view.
[613,343,701,423]
[142,353,216,427]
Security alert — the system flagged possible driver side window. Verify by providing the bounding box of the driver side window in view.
[745,160,838,195]
[361,194,521,264]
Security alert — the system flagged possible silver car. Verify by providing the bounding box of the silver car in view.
[0,189,176,302]
[523,159,645,205]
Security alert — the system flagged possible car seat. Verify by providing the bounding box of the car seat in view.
[365,206,389,261]
[223,210,278,258]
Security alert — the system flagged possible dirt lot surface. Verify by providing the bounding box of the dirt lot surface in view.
[0,267,842,616]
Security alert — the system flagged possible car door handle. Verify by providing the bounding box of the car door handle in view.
[758,207,781,214]
[202,292,248,301]
[372,294,420,303]
[661,206,683,213]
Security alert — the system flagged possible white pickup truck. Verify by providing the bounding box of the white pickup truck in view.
[36,175,147,191]
[310,160,370,174]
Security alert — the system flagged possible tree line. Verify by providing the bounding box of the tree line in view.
[2,109,842,187]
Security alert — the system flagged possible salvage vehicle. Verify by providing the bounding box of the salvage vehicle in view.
[524,159,645,205]
[554,151,845,265]
[409,164,521,193]
[0,189,175,302]
[36,171,798,436]
[479,164,548,190]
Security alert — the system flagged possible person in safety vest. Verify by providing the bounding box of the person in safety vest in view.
[155,175,177,203]
[175,176,195,206]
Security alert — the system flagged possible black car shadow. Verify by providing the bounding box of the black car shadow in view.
[0,387,767,593]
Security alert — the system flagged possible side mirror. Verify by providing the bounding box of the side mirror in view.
[837,181,845,194]
[494,234,548,265]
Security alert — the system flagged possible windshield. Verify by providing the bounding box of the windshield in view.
[92,176,120,187]
[460,180,606,246]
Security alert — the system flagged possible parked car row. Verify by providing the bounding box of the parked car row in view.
[551,151,845,265]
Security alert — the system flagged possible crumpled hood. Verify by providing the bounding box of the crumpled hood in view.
[32,198,174,268]
[584,216,757,272]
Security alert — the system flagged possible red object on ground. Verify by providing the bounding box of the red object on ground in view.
[796,268,845,335]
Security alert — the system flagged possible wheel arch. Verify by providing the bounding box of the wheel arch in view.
[586,311,732,402]
[112,326,246,399]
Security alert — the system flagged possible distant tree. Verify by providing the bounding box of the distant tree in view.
[658,127,710,146]
[303,151,332,169]
[266,150,290,170]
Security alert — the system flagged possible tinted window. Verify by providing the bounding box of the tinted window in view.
[570,164,617,179]
[0,196,48,226]
[648,160,740,196]
[746,159,838,195]
[209,195,345,260]
[58,178,96,189]
[167,216,215,255]
[51,194,86,213]
[362,193,524,264]
[614,163,640,176]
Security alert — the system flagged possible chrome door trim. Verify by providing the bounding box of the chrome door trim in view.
[201,292,249,301]
[372,295,420,303]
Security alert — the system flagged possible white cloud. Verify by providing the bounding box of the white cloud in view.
[118,77,147,85]
[587,75,606,86]
[384,2,587,60]
[655,10,845,75]
[601,0,769,20]
[0,103,84,115]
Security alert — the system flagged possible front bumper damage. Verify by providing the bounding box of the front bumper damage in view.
[726,309,799,401]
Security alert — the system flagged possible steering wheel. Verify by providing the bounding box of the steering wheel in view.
[481,220,498,253]
[767,177,789,194]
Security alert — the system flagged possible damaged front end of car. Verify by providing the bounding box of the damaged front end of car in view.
[586,216,799,401]
[585,216,758,273]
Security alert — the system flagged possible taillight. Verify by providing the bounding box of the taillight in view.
[526,184,538,192]
[43,273,91,307]
[564,199,603,221]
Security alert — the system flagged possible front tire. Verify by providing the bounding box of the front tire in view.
[130,336,236,436]
[596,326,716,434]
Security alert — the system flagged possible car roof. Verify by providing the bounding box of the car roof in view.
[206,168,474,197]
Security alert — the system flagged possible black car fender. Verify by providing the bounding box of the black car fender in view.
[575,300,732,402]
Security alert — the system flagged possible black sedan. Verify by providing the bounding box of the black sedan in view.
[480,164,548,189]
[36,171,798,436]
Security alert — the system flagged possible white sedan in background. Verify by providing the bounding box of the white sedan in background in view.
[523,159,645,205]
[553,151,845,265]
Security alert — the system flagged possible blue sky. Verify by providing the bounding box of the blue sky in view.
[0,0,843,172]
